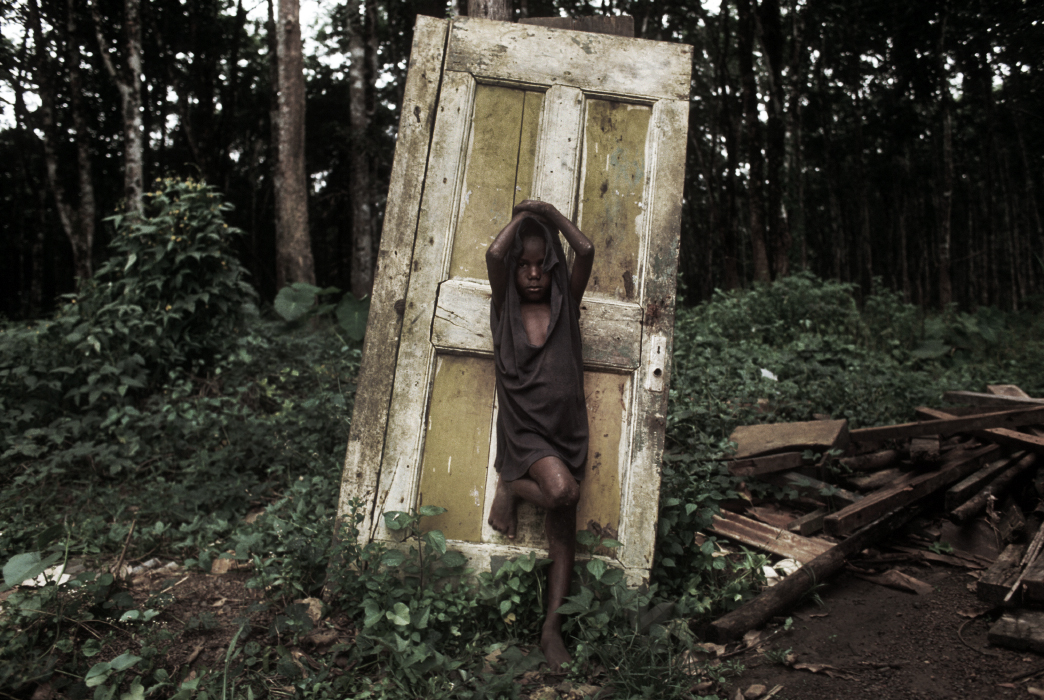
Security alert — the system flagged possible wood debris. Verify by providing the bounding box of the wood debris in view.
[705,384,1044,648]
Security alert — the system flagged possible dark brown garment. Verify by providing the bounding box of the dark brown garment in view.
[491,216,588,482]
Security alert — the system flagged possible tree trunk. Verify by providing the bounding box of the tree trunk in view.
[467,0,510,20]
[719,0,741,290]
[936,15,953,308]
[347,0,376,298]
[737,0,770,283]
[759,0,790,279]
[66,0,96,278]
[90,0,144,213]
[273,0,316,288]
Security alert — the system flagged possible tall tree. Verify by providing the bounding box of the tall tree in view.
[273,0,316,288]
[347,0,377,298]
[90,0,144,213]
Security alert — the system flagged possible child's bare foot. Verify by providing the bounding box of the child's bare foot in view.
[541,624,571,672]
[487,476,518,538]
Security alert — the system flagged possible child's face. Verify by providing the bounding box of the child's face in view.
[516,236,551,302]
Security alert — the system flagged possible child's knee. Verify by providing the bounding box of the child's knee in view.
[548,478,580,510]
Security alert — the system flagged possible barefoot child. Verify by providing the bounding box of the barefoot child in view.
[485,199,594,671]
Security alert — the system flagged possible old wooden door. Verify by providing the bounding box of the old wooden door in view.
[338,16,691,580]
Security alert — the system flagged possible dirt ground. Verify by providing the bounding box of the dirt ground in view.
[721,561,1043,700]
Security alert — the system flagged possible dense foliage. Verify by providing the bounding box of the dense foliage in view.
[4,186,1044,697]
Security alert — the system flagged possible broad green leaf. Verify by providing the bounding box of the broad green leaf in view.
[273,285,317,322]
[84,661,113,687]
[335,294,370,341]
[586,559,608,581]
[381,550,406,567]
[440,550,466,568]
[2,551,61,589]
[120,681,145,700]
[518,554,535,573]
[387,602,411,626]
[109,652,142,671]
[417,505,447,517]
[424,530,447,555]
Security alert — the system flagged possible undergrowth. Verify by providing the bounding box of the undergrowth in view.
[3,185,1044,698]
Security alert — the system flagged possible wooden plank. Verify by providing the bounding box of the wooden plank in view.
[988,385,1044,437]
[708,512,834,564]
[850,406,1044,443]
[909,436,941,463]
[337,17,449,536]
[846,467,908,492]
[578,99,652,302]
[824,444,1001,537]
[988,611,1044,653]
[576,371,629,540]
[945,390,1044,408]
[416,355,496,542]
[446,17,692,100]
[1020,550,1044,602]
[945,453,1024,511]
[787,509,827,536]
[977,543,1028,605]
[760,472,863,506]
[519,15,635,37]
[950,453,1040,523]
[727,451,805,477]
[512,91,543,206]
[730,420,850,460]
[916,406,1044,454]
[839,449,900,473]
[431,278,645,370]
[709,502,924,642]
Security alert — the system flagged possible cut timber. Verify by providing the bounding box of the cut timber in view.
[840,449,900,473]
[1019,551,1044,602]
[708,512,833,564]
[945,453,1025,511]
[945,390,1044,408]
[950,452,1039,524]
[997,503,1027,543]
[916,407,1044,454]
[988,610,1044,653]
[988,386,1044,438]
[787,509,827,536]
[730,420,849,460]
[824,444,1001,537]
[728,452,805,477]
[760,472,863,506]
[846,467,907,492]
[909,436,941,463]
[708,503,923,642]
[850,406,1044,443]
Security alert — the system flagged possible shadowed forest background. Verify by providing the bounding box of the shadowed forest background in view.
[1,0,1042,319]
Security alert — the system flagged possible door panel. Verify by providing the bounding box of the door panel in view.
[340,17,691,581]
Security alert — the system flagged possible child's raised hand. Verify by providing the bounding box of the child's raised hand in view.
[512,199,558,219]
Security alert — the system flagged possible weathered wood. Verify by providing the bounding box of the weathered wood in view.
[978,546,1026,604]
[709,503,923,642]
[945,390,1044,408]
[850,406,1044,443]
[846,467,907,492]
[909,436,941,463]
[945,453,1024,511]
[760,472,863,506]
[446,18,692,100]
[997,503,1027,543]
[824,444,1001,537]
[1019,549,1044,602]
[432,278,645,369]
[787,508,827,536]
[917,406,1044,454]
[988,610,1044,653]
[518,15,635,37]
[950,452,1039,524]
[839,449,900,473]
[708,511,834,564]
[730,420,850,460]
[988,385,1044,437]
[337,16,449,535]
[727,451,805,477]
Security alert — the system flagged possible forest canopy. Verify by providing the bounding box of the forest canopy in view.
[1,0,1041,318]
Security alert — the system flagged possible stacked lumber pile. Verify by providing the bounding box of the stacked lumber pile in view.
[705,384,1044,652]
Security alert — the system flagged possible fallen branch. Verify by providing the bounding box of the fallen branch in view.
[950,452,1038,524]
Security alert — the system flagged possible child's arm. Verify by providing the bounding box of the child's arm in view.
[486,210,530,315]
[513,200,595,304]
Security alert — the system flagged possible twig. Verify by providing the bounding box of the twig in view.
[1010,664,1044,683]
[110,518,137,578]
[957,616,1001,657]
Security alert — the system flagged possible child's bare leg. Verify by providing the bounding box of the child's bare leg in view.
[488,475,519,539]
[521,457,580,672]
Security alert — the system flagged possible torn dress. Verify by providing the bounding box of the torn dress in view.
[490,216,589,482]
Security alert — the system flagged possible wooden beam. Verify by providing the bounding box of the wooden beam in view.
[950,452,1037,523]
[839,449,900,473]
[727,451,805,477]
[988,386,1044,438]
[850,406,1044,443]
[708,502,923,642]
[730,420,849,460]
[988,611,1044,653]
[786,508,827,536]
[944,390,1044,408]
[846,467,908,492]
[945,453,1025,511]
[824,444,1000,537]
[759,472,863,506]
[916,407,1044,454]
[708,511,834,564]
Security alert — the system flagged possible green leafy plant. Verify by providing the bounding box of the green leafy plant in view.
[274,282,370,341]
